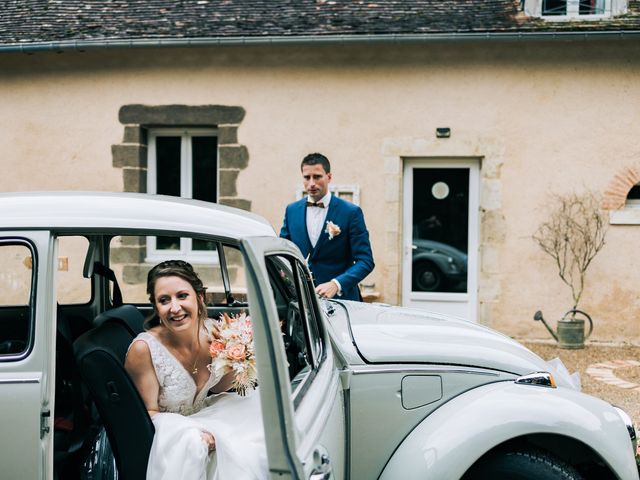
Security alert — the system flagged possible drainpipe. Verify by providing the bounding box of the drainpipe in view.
[1,30,640,54]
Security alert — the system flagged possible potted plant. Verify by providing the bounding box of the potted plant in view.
[532,189,608,348]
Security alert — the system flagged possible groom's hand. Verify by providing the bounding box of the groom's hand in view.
[316,281,338,299]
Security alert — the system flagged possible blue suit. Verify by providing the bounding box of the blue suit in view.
[280,194,374,301]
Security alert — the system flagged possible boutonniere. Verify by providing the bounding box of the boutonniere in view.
[325,221,341,240]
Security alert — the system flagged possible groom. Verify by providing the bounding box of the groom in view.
[280,153,374,301]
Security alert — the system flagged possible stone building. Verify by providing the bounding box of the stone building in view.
[2,0,640,342]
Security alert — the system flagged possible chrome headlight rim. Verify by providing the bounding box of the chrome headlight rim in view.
[612,405,637,454]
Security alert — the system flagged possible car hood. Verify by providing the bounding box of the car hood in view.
[339,301,549,375]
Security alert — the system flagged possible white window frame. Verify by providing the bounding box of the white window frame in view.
[146,128,219,264]
[295,184,360,205]
[610,191,640,224]
[525,0,620,19]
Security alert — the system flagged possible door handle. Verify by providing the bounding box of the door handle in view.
[309,453,332,480]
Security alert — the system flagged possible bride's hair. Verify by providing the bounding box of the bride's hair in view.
[145,260,208,329]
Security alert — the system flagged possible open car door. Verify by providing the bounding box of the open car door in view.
[241,236,347,480]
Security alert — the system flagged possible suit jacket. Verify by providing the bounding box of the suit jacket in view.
[280,194,374,301]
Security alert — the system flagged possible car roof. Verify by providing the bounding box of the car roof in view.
[0,191,276,238]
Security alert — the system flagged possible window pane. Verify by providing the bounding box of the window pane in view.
[627,185,640,200]
[267,255,312,388]
[156,236,180,251]
[57,236,91,304]
[219,245,247,304]
[0,243,33,355]
[579,0,603,14]
[296,262,322,365]
[111,235,224,304]
[156,136,181,197]
[412,168,468,293]
[192,136,217,203]
[193,238,217,251]
[543,0,566,15]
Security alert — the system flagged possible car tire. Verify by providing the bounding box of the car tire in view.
[462,448,582,480]
[412,261,445,292]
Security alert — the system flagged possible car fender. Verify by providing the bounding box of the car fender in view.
[379,381,638,480]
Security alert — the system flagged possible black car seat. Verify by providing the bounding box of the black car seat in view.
[54,306,90,478]
[73,305,153,480]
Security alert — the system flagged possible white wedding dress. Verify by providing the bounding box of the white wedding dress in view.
[130,326,268,480]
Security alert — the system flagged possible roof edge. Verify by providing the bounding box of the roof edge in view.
[3,30,640,54]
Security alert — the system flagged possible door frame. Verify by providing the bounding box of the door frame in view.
[401,158,480,321]
[0,231,55,479]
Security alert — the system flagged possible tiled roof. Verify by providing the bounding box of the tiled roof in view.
[1,0,640,46]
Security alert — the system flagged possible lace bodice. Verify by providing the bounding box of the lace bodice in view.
[130,323,224,416]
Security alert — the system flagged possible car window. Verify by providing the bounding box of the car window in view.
[109,235,246,306]
[0,241,35,357]
[56,236,91,305]
[266,255,325,403]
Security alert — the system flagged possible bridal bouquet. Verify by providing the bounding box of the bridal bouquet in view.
[208,311,258,396]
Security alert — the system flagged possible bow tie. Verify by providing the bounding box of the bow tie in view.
[306,201,325,208]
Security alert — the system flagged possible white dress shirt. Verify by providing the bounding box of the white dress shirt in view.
[306,192,331,247]
[305,192,342,295]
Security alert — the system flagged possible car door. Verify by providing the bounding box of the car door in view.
[0,232,55,479]
[241,236,347,479]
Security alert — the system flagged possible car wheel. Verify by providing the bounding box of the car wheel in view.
[412,261,444,292]
[462,448,582,480]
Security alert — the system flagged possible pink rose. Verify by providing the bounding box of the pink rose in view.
[209,340,226,358]
[227,343,247,361]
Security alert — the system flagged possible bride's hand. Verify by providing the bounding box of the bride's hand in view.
[201,431,216,453]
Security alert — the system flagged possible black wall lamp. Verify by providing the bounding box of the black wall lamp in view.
[436,127,451,138]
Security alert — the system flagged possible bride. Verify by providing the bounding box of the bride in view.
[125,260,267,480]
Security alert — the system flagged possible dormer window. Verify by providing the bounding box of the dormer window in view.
[543,0,606,16]
[525,0,627,19]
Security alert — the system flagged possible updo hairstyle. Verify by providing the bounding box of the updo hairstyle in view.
[145,260,208,329]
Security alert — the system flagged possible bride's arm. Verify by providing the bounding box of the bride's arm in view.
[125,340,161,417]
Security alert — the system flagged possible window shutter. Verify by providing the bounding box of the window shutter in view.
[611,0,628,15]
[524,0,542,16]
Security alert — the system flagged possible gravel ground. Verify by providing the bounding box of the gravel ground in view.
[521,341,640,431]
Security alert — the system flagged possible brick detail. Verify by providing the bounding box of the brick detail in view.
[122,167,147,193]
[112,144,147,168]
[219,145,249,169]
[123,126,147,144]
[218,125,238,144]
[219,169,240,197]
[219,197,251,211]
[602,164,640,210]
[119,105,245,125]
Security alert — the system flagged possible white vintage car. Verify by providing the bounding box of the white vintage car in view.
[0,192,637,480]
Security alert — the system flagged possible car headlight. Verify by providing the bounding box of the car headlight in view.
[514,371,557,388]
[612,406,637,454]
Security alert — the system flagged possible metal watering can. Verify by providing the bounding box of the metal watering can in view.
[533,309,593,349]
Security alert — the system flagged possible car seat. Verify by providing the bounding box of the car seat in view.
[73,306,153,480]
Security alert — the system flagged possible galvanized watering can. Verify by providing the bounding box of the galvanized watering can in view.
[533,309,593,349]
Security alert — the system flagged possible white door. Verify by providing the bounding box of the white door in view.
[241,236,346,479]
[0,232,54,479]
[402,159,479,321]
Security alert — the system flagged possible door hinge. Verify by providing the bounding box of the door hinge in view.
[40,409,51,438]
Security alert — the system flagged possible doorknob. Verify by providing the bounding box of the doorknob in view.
[309,453,332,480]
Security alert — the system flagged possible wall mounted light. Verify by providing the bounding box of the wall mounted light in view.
[436,127,451,138]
